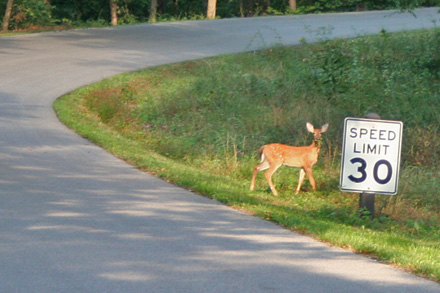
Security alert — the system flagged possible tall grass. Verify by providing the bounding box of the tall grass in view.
[55,27,440,281]
[92,29,440,167]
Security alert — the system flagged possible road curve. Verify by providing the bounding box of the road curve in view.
[1,8,439,292]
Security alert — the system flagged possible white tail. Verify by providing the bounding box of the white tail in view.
[250,122,329,196]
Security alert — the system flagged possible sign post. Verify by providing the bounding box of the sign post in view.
[340,117,403,217]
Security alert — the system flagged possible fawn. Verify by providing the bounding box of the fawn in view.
[250,122,329,196]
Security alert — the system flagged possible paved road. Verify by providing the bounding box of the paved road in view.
[1,8,439,292]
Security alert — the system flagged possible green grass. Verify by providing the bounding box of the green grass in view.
[54,28,440,282]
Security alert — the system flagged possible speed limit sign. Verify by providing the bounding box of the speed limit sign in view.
[340,117,403,195]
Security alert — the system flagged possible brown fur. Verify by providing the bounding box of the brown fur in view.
[250,122,329,196]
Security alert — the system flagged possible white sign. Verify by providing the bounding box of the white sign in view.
[340,117,403,195]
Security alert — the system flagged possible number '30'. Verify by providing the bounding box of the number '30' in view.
[348,158,392,184]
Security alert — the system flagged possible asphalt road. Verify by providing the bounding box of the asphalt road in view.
[1,8,440,292]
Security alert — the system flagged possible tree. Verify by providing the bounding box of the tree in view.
[289,0,296,11]
[2,0,14,31]
[110,0,117,25]
[149,0,157,23]
[207,0,217,19]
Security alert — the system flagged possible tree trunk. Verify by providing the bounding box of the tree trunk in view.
[110,0,118,26]
[206,0,217,20]
[2,0,14,31]
[289,0,297,11]
[149,0,157,23]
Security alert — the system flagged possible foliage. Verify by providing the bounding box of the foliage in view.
[1,0,440,31]
[7,0,55,30]
[55,28,440,281]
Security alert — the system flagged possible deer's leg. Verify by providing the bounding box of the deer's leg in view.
[304,166,317,192]
[250,160,269,191]
[296,168,306,194]
[264,164,281,196]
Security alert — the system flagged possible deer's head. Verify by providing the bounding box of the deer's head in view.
[306,122,329,141]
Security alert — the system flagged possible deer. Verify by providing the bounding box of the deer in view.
[250,122,329,196]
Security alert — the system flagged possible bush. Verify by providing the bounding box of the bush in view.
[10,0,56,30]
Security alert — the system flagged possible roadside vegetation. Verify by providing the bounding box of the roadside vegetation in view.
[54,28,440,281]
[1,0,439,33]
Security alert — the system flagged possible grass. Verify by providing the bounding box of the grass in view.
[54,27,440,282]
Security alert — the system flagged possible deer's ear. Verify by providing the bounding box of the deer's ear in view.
[306,122,315,133]
[321,123,329,133]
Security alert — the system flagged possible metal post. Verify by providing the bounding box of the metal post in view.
[359,192,375,218]
[357,112,380,219]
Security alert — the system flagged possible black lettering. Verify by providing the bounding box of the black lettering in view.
[360,128,368,138]
[388,131,396,141]
[367,144,377,154]
[379,129,386,140]
[370,129,377,140]
[373,160,392,184]
[348,157,367,183]
[349,127,357,138]
[354,143,361,153]
[383,145,390,155]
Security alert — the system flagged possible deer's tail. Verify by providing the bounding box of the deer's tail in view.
[258,146,265,162]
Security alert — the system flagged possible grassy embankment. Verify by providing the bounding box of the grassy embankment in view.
[54,28,440,281]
